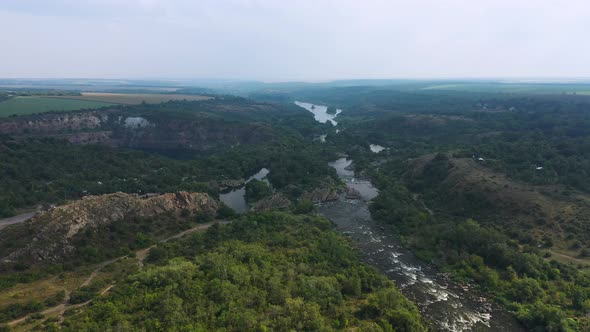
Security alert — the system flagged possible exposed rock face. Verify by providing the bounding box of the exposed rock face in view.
[0,191,218,263]
[252,194,292,212]
[0,105,274,152]
[300,176,340,203]
[302,188,339,203]
[0,111,109,135]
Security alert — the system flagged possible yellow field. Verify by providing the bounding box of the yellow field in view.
[0,270,88,307]
[548,249,590,272]
[47,93,213,105]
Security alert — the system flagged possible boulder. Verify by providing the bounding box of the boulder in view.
[345,187,362,200]
[302,188,339,203]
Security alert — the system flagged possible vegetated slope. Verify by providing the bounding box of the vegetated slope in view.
[369,153,590,331]
[0,191,218,266]
[59,212,426,332]
[402,153,590,254]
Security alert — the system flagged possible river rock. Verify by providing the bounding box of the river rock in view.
[345,187,362,199]
[252,194,292,212]
[302,188,339,203]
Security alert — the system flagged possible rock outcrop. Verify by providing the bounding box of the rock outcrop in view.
[345,187,362,199]
[0,111,109,135]
[252,194,292,212]
[0,191,218,263]
[302,188,339,203]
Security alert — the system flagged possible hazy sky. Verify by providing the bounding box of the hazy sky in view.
[1,0,589,80]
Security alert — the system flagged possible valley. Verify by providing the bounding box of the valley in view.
[2,82,590,331]
[4,1,590,330]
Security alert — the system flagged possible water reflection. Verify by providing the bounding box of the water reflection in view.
[219,168,269,213]
[294,101,342,126]
[370,144,386,153]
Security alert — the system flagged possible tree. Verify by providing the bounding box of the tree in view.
[294,198,313,214]
[245,179,271,202]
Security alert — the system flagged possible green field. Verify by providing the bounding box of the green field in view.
[421,82,590,94]
[51,92,212,105]
[0,97,115,117]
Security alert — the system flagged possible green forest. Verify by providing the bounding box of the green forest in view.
[59,213,425,331]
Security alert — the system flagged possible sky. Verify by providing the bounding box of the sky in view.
[0,0,589,81]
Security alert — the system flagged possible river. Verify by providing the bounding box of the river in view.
[320,159,523,331]
[294,101,342,126]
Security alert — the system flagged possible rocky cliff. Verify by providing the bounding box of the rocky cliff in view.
[0,111,109,135]
[0,191,218,264]
[0,104,275,152]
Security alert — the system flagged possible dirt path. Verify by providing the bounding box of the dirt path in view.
[8,302,64,326]
[80,256,122,287]
[135,245,155,268]
[100,284,115,296]
[163,220,231,242]
[0,211,37,230]
[550,250,590,266]
[8,220,231,327]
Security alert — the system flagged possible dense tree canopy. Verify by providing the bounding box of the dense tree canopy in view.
[60,213,426,331]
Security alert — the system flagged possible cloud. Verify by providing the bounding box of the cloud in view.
[0,0,589,79]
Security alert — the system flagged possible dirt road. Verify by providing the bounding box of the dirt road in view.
[0,211,37,230]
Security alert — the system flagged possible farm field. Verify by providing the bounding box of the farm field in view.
[47,92,212,105]
[0,93,213,117]
[421,82,590,94]
[0,97,115,117]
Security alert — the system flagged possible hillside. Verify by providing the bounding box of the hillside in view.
[0,211,426,331]
[0,101,277,152]
[59,213,426,332]
[402,154,590,255]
